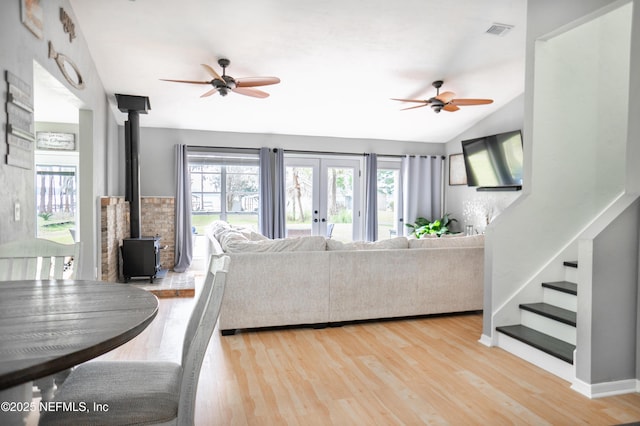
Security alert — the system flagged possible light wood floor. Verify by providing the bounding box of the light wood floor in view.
[29,282,640,425]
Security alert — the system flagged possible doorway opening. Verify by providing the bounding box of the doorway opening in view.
[33,62,81,244]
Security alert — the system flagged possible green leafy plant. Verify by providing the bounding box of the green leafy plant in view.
[405,213,457,238]
[38,211,53,221]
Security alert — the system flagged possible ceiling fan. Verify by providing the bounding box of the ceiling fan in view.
[161,58,280,98]
[392,80,493,113]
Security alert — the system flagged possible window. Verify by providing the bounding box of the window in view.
[188,150,260,233]
[35,151,79,244]
[377,159,402,239]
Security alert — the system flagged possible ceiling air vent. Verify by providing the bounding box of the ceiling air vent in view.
[486,23,513,36]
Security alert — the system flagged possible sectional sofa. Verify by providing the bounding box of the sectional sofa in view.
[207,222,484,335]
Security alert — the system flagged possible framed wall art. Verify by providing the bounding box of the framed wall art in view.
[36,132,76,151]
[449,153,467,186]
[21,0,44,40]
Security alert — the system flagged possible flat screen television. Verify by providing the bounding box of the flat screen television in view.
[461,129,523,190]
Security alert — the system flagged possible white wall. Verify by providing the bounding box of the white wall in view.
[444,94,525,233]
[132,127,445,197]
[485,0,635,344]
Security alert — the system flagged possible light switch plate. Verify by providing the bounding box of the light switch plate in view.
[14,202,20,221]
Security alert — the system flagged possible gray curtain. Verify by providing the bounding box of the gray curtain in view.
[259,148,286,239]
[273,148,286,238]
[174,144,193,272]
[259,147,274,237]
[401,155,444,234]
[364,153,378,241]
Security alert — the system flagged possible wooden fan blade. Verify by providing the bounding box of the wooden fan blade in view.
[236,77,281,87]
[160,78,210,85]
[201,64,224,80]
[231,87,270,98]
[401,103,430,111]
[451,98,494,106]
[200,88,219,98]
[391,98,431,104]
[435,91,456,103]
[443,104,460,112]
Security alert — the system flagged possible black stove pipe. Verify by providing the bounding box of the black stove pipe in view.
[115,94,150,239]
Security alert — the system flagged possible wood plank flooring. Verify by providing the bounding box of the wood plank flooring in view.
[99,291,640,425]
[29,281,640,425]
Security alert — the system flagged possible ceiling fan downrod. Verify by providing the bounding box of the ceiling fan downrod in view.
[216,58,233,96]
[431,80,445,113]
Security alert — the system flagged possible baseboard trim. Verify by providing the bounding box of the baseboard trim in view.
[478,334,493,347]
[571,378,640,399]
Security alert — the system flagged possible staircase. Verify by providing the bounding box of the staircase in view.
[496,261,578,381]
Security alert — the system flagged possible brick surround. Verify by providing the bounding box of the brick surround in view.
[100,196,176,282]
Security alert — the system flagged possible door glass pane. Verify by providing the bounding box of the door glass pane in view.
[36,165,77,244]
[326,167,353,242]
[377,168,400,239]
[189,155,260,234]
[285,166,313,237]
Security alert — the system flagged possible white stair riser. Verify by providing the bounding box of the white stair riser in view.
[543,288,577,311]
[521,310,576,345]
[496,333,574,382]
[564,266,578,283]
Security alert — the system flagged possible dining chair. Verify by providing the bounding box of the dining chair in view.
[0,237,81,281]
[0,238,81,400]
[39,255,230,426]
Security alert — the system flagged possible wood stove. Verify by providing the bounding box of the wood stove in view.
[122,237,161,283]
[116,94,163,283]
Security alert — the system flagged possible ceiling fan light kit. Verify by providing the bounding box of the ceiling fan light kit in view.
[392,80,493,114]
[161,58,280,99]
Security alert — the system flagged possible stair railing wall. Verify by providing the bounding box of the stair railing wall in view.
[571,194,640,397]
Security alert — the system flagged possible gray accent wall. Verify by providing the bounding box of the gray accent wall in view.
[0,0,119,278]
[131,127,445,197]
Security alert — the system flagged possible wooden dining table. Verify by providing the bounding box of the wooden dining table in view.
[0,279,159,391]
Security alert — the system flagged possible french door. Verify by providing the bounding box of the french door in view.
[284,156,362,242]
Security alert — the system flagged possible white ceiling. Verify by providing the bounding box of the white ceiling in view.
[63,0,526,143]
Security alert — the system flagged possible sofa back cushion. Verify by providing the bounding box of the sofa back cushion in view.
[224,235,327,253]
[326,236,409,251]
[408,234,484,249]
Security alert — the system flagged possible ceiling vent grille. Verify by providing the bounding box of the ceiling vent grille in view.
[486,23,513,36]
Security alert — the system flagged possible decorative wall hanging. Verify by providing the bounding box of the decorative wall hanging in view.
[449,153,467,186]
[21,0,44,39]
[5,71,34,169]
[36,132,76,151]
[59,8,76,43]
[48,42,85,90]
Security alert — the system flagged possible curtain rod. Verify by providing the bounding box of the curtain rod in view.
[186,145,444,160]
[374,154,446,159]
[187,145,259,152]
[280,149,444,159]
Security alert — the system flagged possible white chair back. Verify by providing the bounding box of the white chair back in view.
[0,238,81,280]
[178,255,229,425]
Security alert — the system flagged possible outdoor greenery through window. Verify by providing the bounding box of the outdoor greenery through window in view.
[36,165,77,244]
[377,163,401,239]
[189,151,260,234]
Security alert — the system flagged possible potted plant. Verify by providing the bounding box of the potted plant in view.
[405,213,458,238]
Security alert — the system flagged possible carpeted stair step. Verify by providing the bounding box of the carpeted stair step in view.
[496,324,575,364]
[520,302,576,327]
[542,281,577,296]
